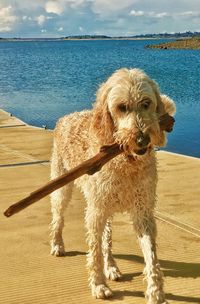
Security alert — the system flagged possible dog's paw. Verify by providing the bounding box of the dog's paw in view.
[50,243,66,257]
[104,265,122,281]
[92,284,113,299]
[146,292,168,304]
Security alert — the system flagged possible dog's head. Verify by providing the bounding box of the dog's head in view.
[91,68,176,155]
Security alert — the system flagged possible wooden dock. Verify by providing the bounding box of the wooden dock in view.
[0,109,199,304]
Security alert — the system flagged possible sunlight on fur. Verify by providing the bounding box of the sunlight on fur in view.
[50,68,176,304]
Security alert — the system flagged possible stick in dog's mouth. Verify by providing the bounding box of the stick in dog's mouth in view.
[3,113,175,218]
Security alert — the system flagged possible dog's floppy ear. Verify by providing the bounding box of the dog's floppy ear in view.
[90,82,115,145]
[160,94,176,116]
[148,79,176,147]
[148,79,165,115]
[149,79,176,116]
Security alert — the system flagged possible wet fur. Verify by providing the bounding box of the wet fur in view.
[50,68,175,303]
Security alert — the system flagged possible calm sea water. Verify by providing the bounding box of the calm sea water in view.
[0,40,199,157]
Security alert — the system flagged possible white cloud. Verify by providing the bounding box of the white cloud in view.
[22,15,33,21]
[41,29,47,33]
[130,10,144,16]
[57,26,64,31]
[154,12,169,18]
[130,10,170,18]
[45,1,64,15]
[0,0,200,37]
[0,5,18,32]
[45,0,85,13]
[0,25,11,32]
[179,11,200,17]
[69,0,85,9]
[35,14,53,26]
[91,0,137,16]
[36,15,46,25]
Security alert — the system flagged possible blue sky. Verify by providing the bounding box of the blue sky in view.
[0,0,200,37]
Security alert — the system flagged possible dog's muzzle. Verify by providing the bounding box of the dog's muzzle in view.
[135,131,150,155]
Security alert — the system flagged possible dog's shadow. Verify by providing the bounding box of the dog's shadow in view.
[110,290,200,303]
[114,253,200,303]
[65,252,200,279]
[64,251,200,303]
[64,250,86,257]
[115,253,200,279]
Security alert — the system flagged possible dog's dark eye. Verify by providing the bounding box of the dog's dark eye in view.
[141,100,151,110]
[118,104,127,112]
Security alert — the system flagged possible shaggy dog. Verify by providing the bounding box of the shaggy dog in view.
[50,68,175,304]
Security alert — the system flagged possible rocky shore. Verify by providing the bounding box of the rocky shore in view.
[146,36,200,50]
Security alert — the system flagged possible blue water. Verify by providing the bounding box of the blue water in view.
[0,40,200,157]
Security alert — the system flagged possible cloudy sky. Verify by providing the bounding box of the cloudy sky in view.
[0,0,200,37]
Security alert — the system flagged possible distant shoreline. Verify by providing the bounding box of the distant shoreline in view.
[0,37,172,42]
[1,31,200,42]
[0,35,198,43]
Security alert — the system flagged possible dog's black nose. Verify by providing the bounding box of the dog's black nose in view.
[135,132,150,148]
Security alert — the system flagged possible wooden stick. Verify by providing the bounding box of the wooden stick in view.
[3,113,174,218]
[4,143,122,217]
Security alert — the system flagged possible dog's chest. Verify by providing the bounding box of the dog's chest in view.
[79,154,157,213]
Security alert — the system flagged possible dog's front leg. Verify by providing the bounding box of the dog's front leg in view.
[102,217,122,281]
[85,207,112,299]
[133,214,168,304]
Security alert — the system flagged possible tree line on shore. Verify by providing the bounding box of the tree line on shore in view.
[1,31,200,41]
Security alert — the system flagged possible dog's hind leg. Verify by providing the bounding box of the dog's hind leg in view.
[102,217,122,281]
[50,145,73,256]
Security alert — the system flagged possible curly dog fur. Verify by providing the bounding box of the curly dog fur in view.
[50,68,176,304]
